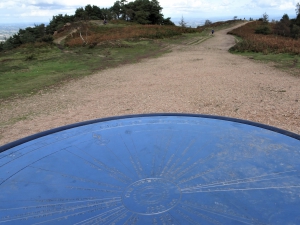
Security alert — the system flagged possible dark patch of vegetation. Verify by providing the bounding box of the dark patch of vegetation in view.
[0,24,53,51]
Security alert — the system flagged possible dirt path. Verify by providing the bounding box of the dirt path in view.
[1,24,299,146]
[53,29,77,45]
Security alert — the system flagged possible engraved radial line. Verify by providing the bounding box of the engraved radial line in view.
[181,202,258,225]
[120,134,143,179]
[182,185,300,193]
[180,205,222,225]
[92,208,128,225]
[66,185,123,193]
[173,142,211,179]
[0,198,121,211]
[181,170,297,191]
[0,197,120,204]
[173,152,217,181]
[1,199,122,223]
[129,135,146,178]
[157,134,173,176]
[29,166,123,189]
[123,213,135,224]
[65,149,131,184]
[104,144,139,179]
[176,208,201,225]
[106,210,129,225]
[178,165,221,184]
[152,133,169,177]
[4,180,122,192]
[73,206,126,225]
[151,134,159,177]
[162,139,198,178]
[0,149,61,186]
[171,139,211,179]
[166,212,181,225]
[74,145,132,181]
[159,136,187,177]
[33,206,125,225]
[72,145,134,181]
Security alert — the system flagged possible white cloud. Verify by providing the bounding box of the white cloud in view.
[0,0,298,23]
[279,2,297,10]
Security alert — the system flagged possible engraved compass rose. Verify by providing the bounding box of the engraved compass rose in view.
[0,114,300,224]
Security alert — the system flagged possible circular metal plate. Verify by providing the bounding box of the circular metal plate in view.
[1,114,300,224]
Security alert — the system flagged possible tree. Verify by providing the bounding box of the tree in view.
[296,2,300,16]
[100,8,113,20]
[179,16,187,27]
[46,14,74,34]
[122,0,164,24]
[233,16,238,20]
[291,24,300,38]
[111,1,122,19]
[274,14,291,36]
[120,0,128,19]
[204,20,212,26]
[148,0,163,24]
[162,17,175,25]
[262,12,269,23]
[256,13,271,35]
[90,5,103,19]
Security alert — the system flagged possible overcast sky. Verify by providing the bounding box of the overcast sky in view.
[0,0,299,24]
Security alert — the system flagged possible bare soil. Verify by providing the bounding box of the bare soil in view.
[1,24,299,146]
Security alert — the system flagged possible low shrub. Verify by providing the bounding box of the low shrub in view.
[255,25,271,35]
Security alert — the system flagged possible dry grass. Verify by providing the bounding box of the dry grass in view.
[228,21,300,54]
[65,23,201,47]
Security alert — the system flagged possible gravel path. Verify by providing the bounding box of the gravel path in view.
[1,24,299,146]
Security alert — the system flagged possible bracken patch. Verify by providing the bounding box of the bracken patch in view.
[228,21,300,54]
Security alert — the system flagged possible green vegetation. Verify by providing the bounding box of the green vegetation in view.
[0,39,169,99]
[231,52,300,75]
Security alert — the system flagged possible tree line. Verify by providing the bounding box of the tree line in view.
[0,0,174,51]
[256,3,300,39]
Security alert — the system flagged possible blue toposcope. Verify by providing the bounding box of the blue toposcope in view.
[0,114,300,224]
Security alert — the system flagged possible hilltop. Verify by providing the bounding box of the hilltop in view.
[0,0,174,51]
